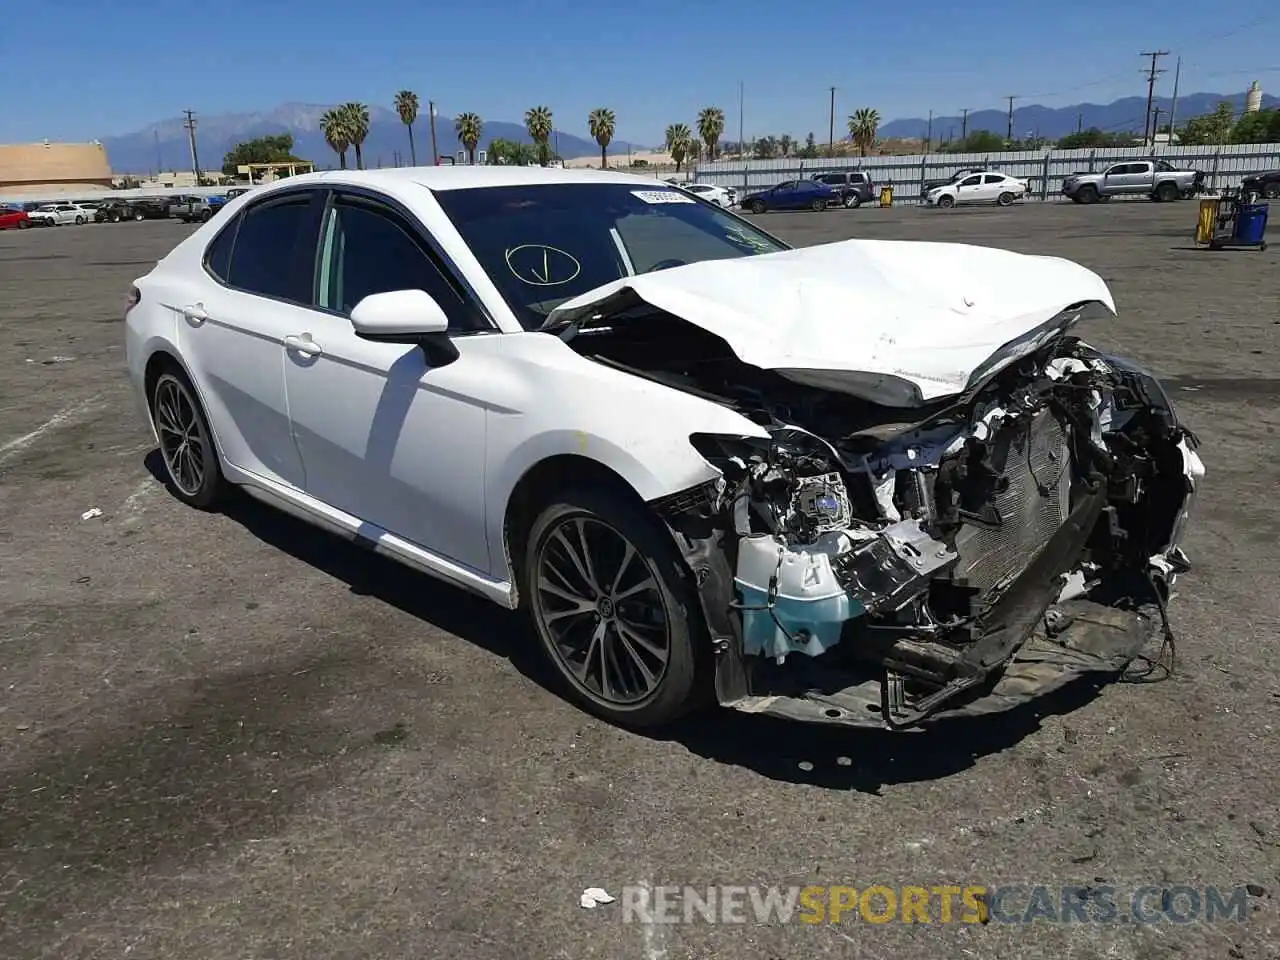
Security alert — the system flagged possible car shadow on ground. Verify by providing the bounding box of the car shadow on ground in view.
[164,456,1112,793]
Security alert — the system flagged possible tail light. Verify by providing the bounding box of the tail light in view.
[126,286,141,314]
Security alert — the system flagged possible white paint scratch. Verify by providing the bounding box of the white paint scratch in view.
[0,396,103,467]
[118,478,157,524]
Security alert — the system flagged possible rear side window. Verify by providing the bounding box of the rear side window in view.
[982,174,1003,184]
[204,221,236,281]
[226,196,313,301]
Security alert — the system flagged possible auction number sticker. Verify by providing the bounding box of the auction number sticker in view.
[631,190,695,204]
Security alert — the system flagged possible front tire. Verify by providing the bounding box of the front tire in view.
[524,487,702,728]
[150,368,228,510]
[748,199,765,214]
[75,215,85,225]
[1077,185,1100,204]
[937,194,955,208]
[1263,182,1280,199]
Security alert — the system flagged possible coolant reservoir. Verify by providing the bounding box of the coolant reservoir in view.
[734,534,864,662]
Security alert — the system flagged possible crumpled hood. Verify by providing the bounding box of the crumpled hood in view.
[546,238,1116,406]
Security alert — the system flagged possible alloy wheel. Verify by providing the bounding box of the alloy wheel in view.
[153,375,209,498]
[533,516,672,706]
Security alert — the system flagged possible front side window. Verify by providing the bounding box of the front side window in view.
[225,195,313,301]
[433,182,789,330]
[960,175,983,187]
[315,195,480,332]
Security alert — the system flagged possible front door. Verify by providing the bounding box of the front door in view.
[281,189,496,573]
[955,174,985,204]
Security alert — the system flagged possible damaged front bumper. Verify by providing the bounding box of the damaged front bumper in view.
[654,338,1205,731]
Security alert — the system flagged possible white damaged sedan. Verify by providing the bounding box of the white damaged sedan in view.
[125,167,1204,730]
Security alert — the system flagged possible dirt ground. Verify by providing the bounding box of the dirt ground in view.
[1,201,1277,960]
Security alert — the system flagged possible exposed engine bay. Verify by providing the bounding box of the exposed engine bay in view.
[567,306,1205,729]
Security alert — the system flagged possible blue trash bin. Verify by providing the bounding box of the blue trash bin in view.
[1235,203,1269,245]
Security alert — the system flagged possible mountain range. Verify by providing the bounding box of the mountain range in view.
[101,90,1279,173]
[102,103,647,174]
[878,90,1279,141]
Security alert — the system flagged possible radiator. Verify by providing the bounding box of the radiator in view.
[951,408,1073,593]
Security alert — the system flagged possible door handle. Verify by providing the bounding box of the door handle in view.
[284,334,323,357]
[182,303,209,324]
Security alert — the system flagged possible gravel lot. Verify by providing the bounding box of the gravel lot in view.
[1,202,1277,960]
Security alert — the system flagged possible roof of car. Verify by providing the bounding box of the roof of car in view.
[251,165,667,195]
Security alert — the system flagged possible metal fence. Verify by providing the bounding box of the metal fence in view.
[691,142,1280,203]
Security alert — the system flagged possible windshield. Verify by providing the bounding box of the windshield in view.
[432,182,789,330]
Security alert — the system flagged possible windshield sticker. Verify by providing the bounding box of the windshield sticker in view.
[630,190,695,204]
[505,244,583,286]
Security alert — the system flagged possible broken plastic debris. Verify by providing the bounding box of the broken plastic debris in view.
[579,887,616,909]
[80,507,103,520]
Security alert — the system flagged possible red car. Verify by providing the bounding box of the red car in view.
[0,207,31,230]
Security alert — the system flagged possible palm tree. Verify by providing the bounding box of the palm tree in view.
[665,122,692,172]
[455,112,483,164]
[779,134,794,157]
[394,90,420,166]
[848,108,881,158]
[340,102,371,169]
[525,105,554,166]
[697,106,725,160]
[588,107,616,169]
[320,108,351,169]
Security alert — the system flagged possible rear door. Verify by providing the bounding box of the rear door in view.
[174,188,322,488]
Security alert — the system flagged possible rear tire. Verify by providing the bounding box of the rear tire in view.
[997,192,1015,207]
[17,220,29,229]
[134,211,144,221]
[812,198,827,212]
[149,367,229,510]
[523,486,703,728]
[1155,182,1179,202]
[75,215,85,225]
[1264,183,1280,199]
[200,208,212,222]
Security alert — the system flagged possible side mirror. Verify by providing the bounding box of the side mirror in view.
[350,289,450,340]
[349,289,458,365]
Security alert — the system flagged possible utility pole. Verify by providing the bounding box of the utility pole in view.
[182,109,200,183]
[926,109,933,153]
[428,100,440,165]
[738,80,745,158]
[1077,112,1084,135]
[1167,55,1182,143]
[1140,50,1170,146]
[153,129,161,176]
[1151,107,1164,151]
[1005,96,1017,144]
[960,108,969,140]
[828,86,836,158]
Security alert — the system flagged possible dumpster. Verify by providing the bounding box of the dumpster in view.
[879,185,893,207]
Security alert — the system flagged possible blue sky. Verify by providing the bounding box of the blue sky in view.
[0,0,1276,145]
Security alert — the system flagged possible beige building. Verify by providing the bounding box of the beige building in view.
[0,141,113,196]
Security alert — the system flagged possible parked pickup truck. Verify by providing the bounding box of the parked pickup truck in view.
[1061,159,1204,203]
[170,195,227,223]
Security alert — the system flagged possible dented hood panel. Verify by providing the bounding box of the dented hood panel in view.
[546,239,1117,406]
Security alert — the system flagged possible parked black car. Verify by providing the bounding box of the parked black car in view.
[130,198,173,219]
[1241,169,1280,199]
[95,200,141,222]
[809,171,877,207]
